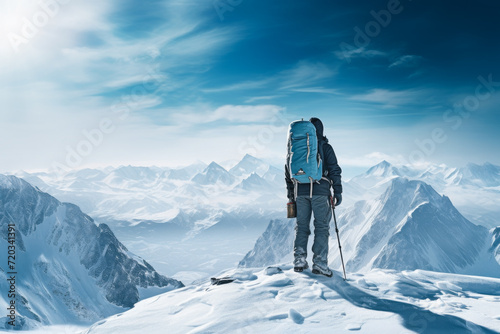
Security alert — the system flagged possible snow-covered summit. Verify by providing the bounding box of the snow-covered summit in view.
[83,266,500,333]
[191,162,235,185]
[235,172,269,191]
[338,177,499,276]
[0,174,30,190]
[365,160,400,177]
[364,178,495,274]
[347,160,402,195]
[229,153,271,178]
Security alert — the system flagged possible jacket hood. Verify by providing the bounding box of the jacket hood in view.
[310,117,327,142]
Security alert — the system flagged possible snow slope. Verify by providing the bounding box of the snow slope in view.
[0,175,183,330]
[83,266,500,334]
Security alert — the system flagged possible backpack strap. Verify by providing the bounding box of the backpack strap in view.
[294,180,298,201]
[309,176,313,198]
[319,140,332,185]
[317,139,326,176]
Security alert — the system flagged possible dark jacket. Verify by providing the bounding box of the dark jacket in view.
[285,118,342,199]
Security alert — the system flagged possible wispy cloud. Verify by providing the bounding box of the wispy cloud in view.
[349,88,431,108]
[169,104,285,126]
[333,46,388,61]
[203,60,337,95]
[244,95,283,103]
[389,55,423,69]
[290,87,340,94]
[202,79,272,93]
[279,60,336,90]
[163,27,238,58]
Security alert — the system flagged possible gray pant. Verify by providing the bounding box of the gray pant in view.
[294,195,332,269]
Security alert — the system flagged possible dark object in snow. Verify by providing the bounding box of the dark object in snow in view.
[265,266,283,275]
[210,277,235,285]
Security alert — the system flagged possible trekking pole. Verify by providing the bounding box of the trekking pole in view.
[330,197,347,281]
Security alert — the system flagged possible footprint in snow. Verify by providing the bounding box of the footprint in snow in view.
[289,308,304,324]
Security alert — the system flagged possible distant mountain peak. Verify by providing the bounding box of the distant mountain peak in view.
[248,171,260,178]
[382,177,443,207]
[0,174,19,189]
[229,154,269,178]
[365,160,399,177]
[192,162,234,185]
[242,153,259,161]
[235,172,269,191]
[206,161,226,170]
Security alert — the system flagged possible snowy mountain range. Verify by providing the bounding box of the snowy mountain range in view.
[12,158,500,234]
[11,154,286,278]
[0,175,183,330]
[14,154,283,230]
[8,158,500,279]
[3,157,500,333]
[240,177,500,278]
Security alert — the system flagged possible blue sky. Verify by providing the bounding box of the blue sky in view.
[1,0,499,177]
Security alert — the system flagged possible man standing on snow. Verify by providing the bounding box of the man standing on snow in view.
[285,117,342,277]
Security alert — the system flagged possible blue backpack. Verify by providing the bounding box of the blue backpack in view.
[287,119,323,198]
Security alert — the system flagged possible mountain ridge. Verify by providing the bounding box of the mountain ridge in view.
[0,174,183,330]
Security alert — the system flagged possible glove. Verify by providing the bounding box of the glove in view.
[287,194,295,203]
[333,193,342,206]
